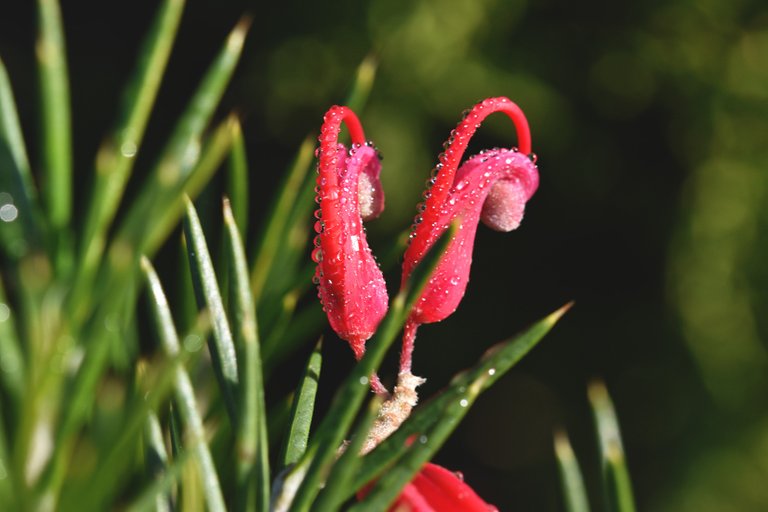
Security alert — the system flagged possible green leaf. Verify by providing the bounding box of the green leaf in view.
[555,429,591,512]
[0,57,45,261]
[78,0,186,292]
[128,448,191,512]
[141,256,227,512]
[141,413,173,512]
[226,120,249,236]
[250,136,315,303]
[0,279,24,403]
[114,16,249,257]
[66,345,195,511]
[36,0,72,233]
[183,199,239,424]
[350,304,571,509]
[280,340,323,469]
[588,380,636,512]
[345,55,378,114]
[311,395,383,512]
[0,399,18,509]
[223,198,270,512]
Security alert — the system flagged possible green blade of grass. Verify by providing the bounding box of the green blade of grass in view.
[141,256,226,512]
[223,198,270,512]
[68,348,191,511]
[311,394,383,512]
[345,54,377,114]
[351,304,570,511]
[588,381,636,512]
[0,400,18,509]
[284,222,456,512]
[115,17,249,256]
[143,413,172,512]
[128,448,191,512]
[280,340,323,469]
[226,120,249,236]
[36,0,72,233]
[78,0,186,290]
[555,429,591,512]
[250,136,315,302]
[0,280,24,403]
[183,198,239,424]
[349,303,571,500]
[143,115,238,257]
[0,57,45,261]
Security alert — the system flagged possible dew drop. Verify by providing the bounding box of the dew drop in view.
[120,140,137,158]
[459,398,469,407]
[488,368,496,376]
[419,435,428,444]
[0,204,18,223]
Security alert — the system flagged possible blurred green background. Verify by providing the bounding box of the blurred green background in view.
[2,0,767,509]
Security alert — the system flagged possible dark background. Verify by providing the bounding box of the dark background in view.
[2,0,768,509]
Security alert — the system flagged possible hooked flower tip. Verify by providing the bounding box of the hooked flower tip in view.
[313,106,389,350]
[401,98,539,328]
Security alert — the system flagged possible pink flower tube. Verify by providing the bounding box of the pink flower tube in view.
[313,106,389,392]
[399,97,539,374]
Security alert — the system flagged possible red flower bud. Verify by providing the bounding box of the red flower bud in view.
[313,106,388,362]
[399,97,538,374]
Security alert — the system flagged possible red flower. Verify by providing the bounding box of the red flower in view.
[313,107,389,371]
[398,97,539,374]
[388,463,498,512]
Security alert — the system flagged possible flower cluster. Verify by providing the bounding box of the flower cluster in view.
[313,97,539,509]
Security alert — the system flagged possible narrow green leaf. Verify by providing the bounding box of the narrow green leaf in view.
[588,380,636,512]
[128,449,191,512]
[78,0,186,290]
[0,280,24,402]
[555,429,591,512]
[36,0,72,232]
[0,400,18,509]
[115,16,249,256]
[144,413,172,512]
[345,55,378,114]
[143,115,238,257]
[0,57,45,261]
[250,136,315,302]
[141,256,227,512]
[226,120,249,235]
[223,198,270,512]
[183,199,239,425]
[280,340,323,469]
[168,403,183,460]
[350,304,572,503]
[311,395,383,512]
[68,346,197,511]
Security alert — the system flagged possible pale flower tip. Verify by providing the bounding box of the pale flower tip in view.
[480,180,527,232]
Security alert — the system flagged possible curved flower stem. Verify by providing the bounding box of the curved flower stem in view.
[349,337,389,396]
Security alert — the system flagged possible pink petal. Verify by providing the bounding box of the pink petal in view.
[387,463,498,512]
